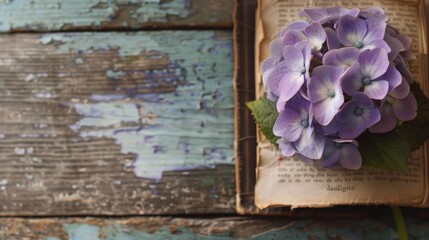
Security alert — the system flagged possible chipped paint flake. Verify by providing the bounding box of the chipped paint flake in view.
[74,58,84,64]
[106,69,126,79]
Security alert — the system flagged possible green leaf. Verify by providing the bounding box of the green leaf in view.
[396,82,429,151]
[358,130,410,172]
[247,97,279,146]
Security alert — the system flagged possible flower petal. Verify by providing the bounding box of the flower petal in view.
[308,66,344,104]
[337,15,367,46]
[360,6,388,21]
[308,76,329,103]
[397,34,412,50]
[394,55,414,83]
[278,72,305,103]
[339,144,362,169]
[273,108,302,141]
[304,22,326,50]
[280,21,309,36]
[266,61,289,96]
[295,41,312,70]
[261,57,275,72]
[341,62,363,96]
[393,92,417,121]
[389,78,409,99]
[325,7,360,19]
[323,47,360,66]
[325,27,341,50]
[363,18,386,42]
[363,80,389,100]
[282,45,304,71]
[384,34,405,61]
[313,93,343,125]
[361,39,391,53]
[283,30,307,46]
[358,48,389,79]
[295,153,314,164]
[369,103,397,133]
[278,138,296,157]
[363,105,381,128]
[378,65,402,91]
[320,141,340,167]
[352,92,374,106]
[302,8,328,22]
[338,115,366,139]
[262,58,275,89]
[295,127,325,159]
[269,38,283,58]
[322,118,339,134]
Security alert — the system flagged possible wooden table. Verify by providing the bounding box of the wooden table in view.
[0,0,427,239]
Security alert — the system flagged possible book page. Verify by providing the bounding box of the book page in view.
[255,0,429,208]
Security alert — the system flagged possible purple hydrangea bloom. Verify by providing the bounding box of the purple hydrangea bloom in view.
[259,6,418,170]
[341,48,401,100]
[336,93,381,139]
[300,7,360,24]
[369,79,417,133]
[337,15,390,52]
[273,94,325,159]
[308,65,345,125]
[320,139,362,169]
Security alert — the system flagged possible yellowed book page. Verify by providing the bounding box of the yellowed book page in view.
[255,0,429,208]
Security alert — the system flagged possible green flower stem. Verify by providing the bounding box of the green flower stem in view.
[391,206,408,240]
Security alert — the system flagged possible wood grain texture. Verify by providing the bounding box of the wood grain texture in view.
[0,216,428,239]
[0,31,235,215]
[0,0,233,32]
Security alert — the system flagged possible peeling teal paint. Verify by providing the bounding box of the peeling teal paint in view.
[45,237,60,240]
[131,0,191,23]
[64,224,100,240]
[0,0,192,31]
[42,31,234,179]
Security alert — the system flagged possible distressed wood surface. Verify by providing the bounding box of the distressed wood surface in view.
[0,216,428,239]
[0,0,233,32]
[0,31,235,215]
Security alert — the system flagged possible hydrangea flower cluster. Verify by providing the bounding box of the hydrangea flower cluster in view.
[262,6,417,169]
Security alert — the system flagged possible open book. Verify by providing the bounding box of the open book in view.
[253,0,429,209]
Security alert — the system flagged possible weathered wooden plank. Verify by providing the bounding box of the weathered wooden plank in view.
[0,216,428,239]
[0,31,235,215]
[0,0,233,32]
